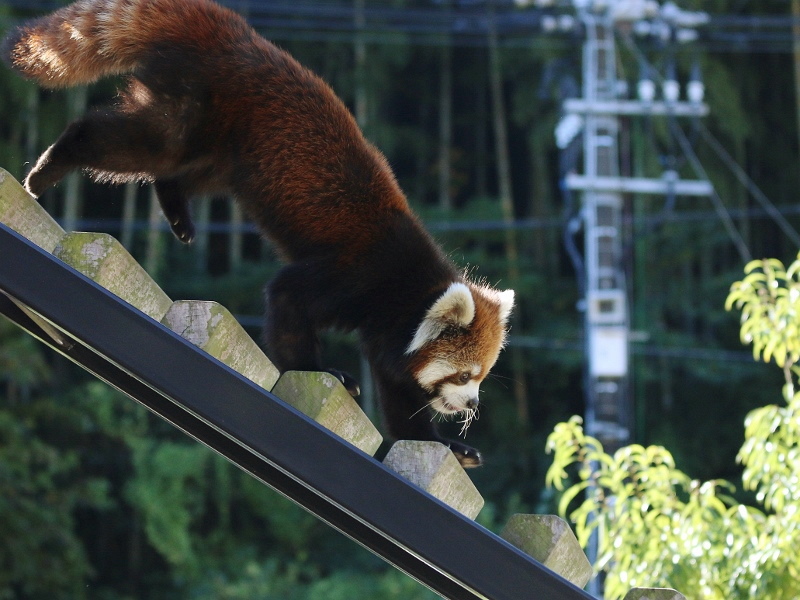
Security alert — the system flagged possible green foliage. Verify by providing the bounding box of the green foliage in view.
[0,323,110,600]
[0,318,50,391]
[124,439,210,571]
[545,258,800,599]
[189,560,438,600]
[726,255,800,371]
[0,409,95,600]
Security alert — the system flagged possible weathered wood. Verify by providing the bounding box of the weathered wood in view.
[0,167,64,252]
[53,232,172,321]
[0,169,72,346]
[623,589,686,600]
[162,300,280,391]
[383,440,484,519]
[271,371,382,456]
[500,514,592,589]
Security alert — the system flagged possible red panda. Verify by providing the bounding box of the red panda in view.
[3,0,514,467]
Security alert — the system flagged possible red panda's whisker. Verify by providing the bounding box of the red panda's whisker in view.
[458,407,479,437]
[409,400,436,421]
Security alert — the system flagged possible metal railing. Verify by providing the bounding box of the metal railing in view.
[0,222,593,600]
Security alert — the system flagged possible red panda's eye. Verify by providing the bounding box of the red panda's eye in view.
[458,372,471,384]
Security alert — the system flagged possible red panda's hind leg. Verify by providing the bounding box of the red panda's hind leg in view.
[154,178,195,244]
[263,263,360,397]
[24,109,173,197]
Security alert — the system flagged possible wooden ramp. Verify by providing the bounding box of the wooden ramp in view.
[0,169,685,600]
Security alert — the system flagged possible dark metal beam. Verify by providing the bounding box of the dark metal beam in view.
[0,222,593,600]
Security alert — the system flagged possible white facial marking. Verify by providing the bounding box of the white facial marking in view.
[416,359,457,392]
[406,282,475,355]
[433,380,481,414]
[498,289,515,324]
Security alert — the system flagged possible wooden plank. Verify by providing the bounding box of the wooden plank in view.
[0,169,71,345]
[383,440,484,519]
[271,370,383,456]
[0,167,64,252]
[53,231,172,321]
[500,514,592,589]
[162,300,280,391]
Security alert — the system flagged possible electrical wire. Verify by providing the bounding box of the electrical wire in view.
[65,202,800,237]
[508,333,760,364]
[669,118,752,262]
[619,28,800,252]
[696,121,800,248]
[619,32,756,263]
[5,0,800,52]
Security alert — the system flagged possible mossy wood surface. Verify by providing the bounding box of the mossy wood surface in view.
[54,231,172,321]
[162,300,280,391]
[0,169,73,345]
[0,167,65,252]
[500,514,592,589]
[271,371,382,456]
[383,440,484,519]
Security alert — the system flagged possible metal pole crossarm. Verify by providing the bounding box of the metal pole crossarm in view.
[564,98,709,117]
[0,223,593,600]
[565,173,713,196]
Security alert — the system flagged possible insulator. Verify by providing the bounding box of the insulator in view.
[638,79,656,102]
[687,80,704,103]
[663,80,680,102]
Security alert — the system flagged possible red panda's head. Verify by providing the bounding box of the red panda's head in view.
[405,281,514,429]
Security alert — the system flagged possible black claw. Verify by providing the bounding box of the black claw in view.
[445,439,483,468]
[325,368,360,397]
[170,221,195,244]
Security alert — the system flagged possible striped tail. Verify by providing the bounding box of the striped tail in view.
[2,0,250,88]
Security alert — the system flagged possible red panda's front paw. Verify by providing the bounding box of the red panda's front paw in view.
[325,368,360,397]
[446,440,483,469]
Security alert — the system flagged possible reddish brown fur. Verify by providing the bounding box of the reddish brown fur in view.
[407,284,508,384]
[5,0,252,88]
[2,0,514,467]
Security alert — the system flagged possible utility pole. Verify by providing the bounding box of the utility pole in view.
[544,1,710,594]
[555,0,711,455]
[574,10,631,458]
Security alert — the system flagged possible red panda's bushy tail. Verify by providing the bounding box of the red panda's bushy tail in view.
[2,0,250,89]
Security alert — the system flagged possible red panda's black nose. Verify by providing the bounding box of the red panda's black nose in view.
[466,397,479,410]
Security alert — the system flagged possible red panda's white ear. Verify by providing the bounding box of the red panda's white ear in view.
[498,289,514,324]
[405,282,475,354]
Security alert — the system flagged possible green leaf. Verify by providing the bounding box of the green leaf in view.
[558,480,592,518]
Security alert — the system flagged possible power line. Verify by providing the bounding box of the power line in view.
[617,31,800,262]
[696,121,800,248]
[5,0,800,51]
[67,200,800,238]
[509,333,760,364]
[229,314,762,366]
[670,118,752,262]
